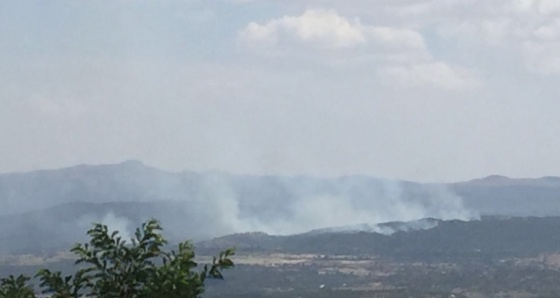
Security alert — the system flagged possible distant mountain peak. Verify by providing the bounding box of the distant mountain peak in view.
[458,175,513,186]
[482,175,511,181]
[457,174,560,187]
[118,160,146,167]
[67,160,147,171]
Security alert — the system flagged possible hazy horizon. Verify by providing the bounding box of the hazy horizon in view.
[2,0,560,182]
[0,159,556,183]
[0,158,481,239]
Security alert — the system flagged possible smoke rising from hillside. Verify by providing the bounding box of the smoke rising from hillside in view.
[0,162,481,250]
[77,212,133,241]
[183,175,479,236]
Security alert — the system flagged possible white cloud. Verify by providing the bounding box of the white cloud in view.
[240,9,367,49]
[538,0,560,14]
[239,9,427,50]
[420,0,560,75]
[239,8,477,89]
[235,1,560,76]
[512,0,560,14]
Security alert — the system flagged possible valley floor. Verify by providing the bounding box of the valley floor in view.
[203,253,560,298]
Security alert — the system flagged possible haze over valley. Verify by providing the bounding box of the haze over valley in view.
[4,1,560,296]
[1,161,560,254]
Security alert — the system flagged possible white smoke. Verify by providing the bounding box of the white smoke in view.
[0,163,480,243]
[78,212,133,241]
[307,218,441,236]
[177,175,479,236]
[256,182,477,235]
[189,173,263,235]
[100,212,132,240]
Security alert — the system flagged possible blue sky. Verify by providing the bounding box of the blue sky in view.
[2,0,560,182]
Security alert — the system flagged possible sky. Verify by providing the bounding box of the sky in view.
[1,0,560,182]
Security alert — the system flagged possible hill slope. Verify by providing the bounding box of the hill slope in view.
[1,161,560,253]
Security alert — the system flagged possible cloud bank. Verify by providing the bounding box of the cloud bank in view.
[238,8,477,90]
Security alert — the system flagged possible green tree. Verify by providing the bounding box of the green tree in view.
[0,219,234,298]
[0,275,35,298]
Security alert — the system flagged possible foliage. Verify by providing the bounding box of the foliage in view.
[0,219,234,298]
[0,275,35,298]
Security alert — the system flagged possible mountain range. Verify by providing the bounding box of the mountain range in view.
[1,160,560,254]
